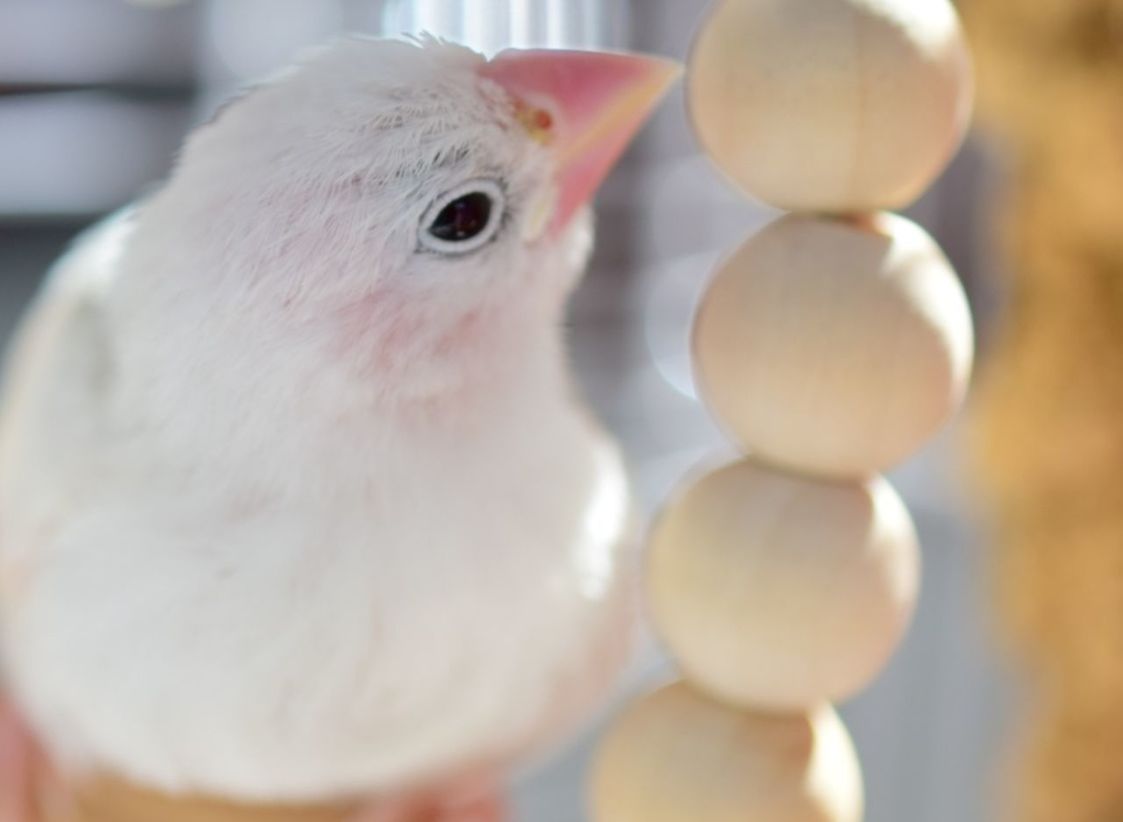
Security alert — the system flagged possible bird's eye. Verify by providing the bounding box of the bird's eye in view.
[419,179,506,256]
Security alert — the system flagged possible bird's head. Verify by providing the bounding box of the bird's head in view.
[133,37,678,409]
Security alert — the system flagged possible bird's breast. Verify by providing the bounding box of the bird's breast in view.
[4,407,636,801]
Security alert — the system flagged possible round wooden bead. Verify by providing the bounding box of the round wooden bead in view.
[693,212,974,478]
[647,459,918,710]
[591,682,862,822]
[688,0,973,212]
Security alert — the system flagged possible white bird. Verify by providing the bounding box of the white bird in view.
[0,37,677,814]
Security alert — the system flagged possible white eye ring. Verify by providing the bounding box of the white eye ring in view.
[418,178,506,256]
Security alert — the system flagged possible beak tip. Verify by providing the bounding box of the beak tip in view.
[638,56,685,115]
[650,55,687,85]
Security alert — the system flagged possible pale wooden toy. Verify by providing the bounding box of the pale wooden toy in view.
[647,459,918,710]
[590,0,975,819]
[693,212,974,478]
[591,682,862,822]
[688,0,973,212]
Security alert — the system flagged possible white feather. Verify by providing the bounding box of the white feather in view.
[0,37,634,802]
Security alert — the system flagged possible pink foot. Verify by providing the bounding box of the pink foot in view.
[0,696,39,822]
[3,691,507,822]
[352,782,507,822]
[430,791,506,822]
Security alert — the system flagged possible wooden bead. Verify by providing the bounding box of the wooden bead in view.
[693,212,973,478]
[688,0,973,212]
[591,682,862,822]
[648,459,918,710]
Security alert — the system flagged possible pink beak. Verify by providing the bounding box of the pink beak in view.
[479,49,681,236]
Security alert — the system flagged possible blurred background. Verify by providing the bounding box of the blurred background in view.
[0,1,1016,821]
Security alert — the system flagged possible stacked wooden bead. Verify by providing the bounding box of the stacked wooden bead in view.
[592,1,975,820]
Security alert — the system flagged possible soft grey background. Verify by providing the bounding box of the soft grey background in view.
[0,1,1015,820]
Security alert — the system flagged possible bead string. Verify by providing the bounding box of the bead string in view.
[592,0,975,819]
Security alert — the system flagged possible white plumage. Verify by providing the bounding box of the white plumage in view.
[0,37,641,803]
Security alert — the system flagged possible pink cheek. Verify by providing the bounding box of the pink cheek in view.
[334,290,410,354]
[433,309,484,358]
[333,292,486,376]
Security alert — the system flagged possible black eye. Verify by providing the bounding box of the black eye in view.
[419,179,505,255]
[429,192,492,242]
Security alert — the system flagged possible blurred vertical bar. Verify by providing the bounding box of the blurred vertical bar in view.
[461,0,494,56]
[545,0,571,47]
[582,0,603,49]
[509,0,536,48]
[377,0,626,52]
[198,0,629,120]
